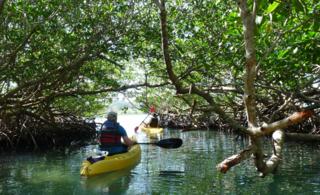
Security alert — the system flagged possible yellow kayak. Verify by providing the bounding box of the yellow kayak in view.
[80,145,141,177]
[141,126,164,134]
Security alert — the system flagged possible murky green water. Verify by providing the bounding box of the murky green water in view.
[0,114,319,195]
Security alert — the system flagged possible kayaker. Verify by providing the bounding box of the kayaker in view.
[147,113,159,128]
[99,111,136,155]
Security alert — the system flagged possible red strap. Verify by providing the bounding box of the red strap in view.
[100,133,121,144]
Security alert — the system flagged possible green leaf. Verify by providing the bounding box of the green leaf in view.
[265,2,280,14]
[277,49,289,59]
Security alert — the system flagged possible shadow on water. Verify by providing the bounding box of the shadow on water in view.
[159,170,185,176]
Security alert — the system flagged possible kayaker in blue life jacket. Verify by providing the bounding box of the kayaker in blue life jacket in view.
[99,111,136,155]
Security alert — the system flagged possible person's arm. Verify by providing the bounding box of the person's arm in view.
[118,124,136,146]
[122,136,136,147]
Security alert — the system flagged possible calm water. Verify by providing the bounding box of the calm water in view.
[0,114,319,195]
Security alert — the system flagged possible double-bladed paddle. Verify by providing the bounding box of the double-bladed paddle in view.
[134,113,150,132]
[138,138,183,149]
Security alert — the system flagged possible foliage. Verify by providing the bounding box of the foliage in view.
[133,0,319,126]
[0,0,143,119]
[0,0,319,132]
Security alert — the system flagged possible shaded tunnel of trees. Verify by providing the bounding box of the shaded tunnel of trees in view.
[0,0,319,176]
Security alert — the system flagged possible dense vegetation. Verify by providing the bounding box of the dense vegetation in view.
[0,0,319,174]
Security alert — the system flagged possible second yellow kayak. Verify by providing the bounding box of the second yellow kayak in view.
[141,126,164,134]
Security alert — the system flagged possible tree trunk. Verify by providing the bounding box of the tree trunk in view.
[216,0,314,176]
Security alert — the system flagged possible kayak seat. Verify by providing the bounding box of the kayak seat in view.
[99,144,128,156]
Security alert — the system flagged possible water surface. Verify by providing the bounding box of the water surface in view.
[0,114,319,194]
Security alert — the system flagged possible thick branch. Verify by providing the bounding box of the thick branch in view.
[216,145,255,173]
[239,0,258,128]
[252,110,315,135]
[238,0,265,173]
[158,0,180,87]
[157,0,248,133]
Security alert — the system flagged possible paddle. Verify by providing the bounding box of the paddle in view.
[138,138,183,149]
[134,113,150,132]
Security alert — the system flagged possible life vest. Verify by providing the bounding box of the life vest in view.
[99,122,122,147]
[149,116,159,128]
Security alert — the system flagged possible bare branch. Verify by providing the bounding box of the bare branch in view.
[252,110,315,135]
[216,145,255,173]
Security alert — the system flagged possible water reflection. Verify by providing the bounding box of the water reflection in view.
[81,166,135,194]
